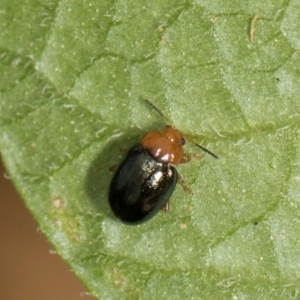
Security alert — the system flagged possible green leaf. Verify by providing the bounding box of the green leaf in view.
[1,0,300,299]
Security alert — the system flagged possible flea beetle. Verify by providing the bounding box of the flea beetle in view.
[109,100,218,224]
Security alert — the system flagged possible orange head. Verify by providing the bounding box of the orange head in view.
[141,126,185,165]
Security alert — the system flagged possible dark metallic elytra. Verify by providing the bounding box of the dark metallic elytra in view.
[109,100,218,225]
[109,144,177,224]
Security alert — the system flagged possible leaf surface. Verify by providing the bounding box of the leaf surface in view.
[1,0,300,299]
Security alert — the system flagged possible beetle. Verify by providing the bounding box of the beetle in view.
[109,100,218,225]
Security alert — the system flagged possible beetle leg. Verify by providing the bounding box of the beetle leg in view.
[110,148,129,172]
[180,153,202,164]
[119,147,129,152]
[109,165,117,172]
[177,173,192,193]
[161,201,169,213]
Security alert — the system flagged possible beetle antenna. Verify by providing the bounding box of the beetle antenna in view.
[194,142,219,159]
[185,134,219,159]
[144,99,173,125]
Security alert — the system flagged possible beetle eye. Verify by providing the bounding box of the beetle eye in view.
[181,138,185,145]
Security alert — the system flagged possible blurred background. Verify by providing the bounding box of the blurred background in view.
[0,157,94,300]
